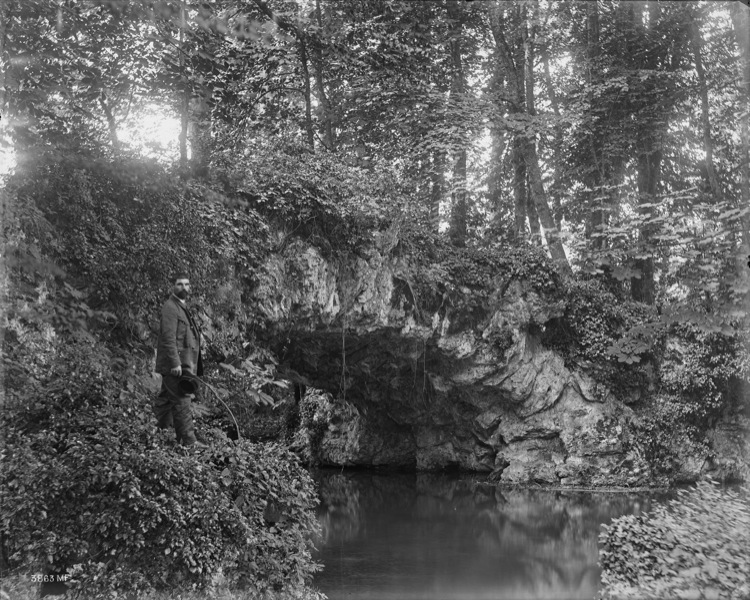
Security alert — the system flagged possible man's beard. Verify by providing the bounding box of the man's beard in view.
[175,290,188,300]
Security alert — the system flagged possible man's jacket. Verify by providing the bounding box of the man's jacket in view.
[155,295,202,376]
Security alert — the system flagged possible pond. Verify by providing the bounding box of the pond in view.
[312,469,670,600]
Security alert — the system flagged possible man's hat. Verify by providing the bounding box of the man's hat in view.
[177,367,201,395]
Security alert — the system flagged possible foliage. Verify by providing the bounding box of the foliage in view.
[599,480,750,600]
[290,389,335,466]
[2,0,158,154]
[0,575,326,600]
[198,354,296,443]
[0,336,321,598]
[4,2,747,593]
[542,279,660,367]
[537,282,747,476]
[630,394,712,479]
[4,0,748,336]
[626,324,750,478]
[216,140,407,257]
[205,440,320,595]
[397,226,564,322]
[216,350,289,409]
[4,152,269,355]
[4,0,748,284]
[659,324,749,427]
[573,192,750,331]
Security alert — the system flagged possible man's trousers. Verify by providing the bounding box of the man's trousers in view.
[153,374,197,446]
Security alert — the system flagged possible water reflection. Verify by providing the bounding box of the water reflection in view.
[313,469,668,600]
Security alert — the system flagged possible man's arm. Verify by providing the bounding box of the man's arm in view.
[158,301,182,375]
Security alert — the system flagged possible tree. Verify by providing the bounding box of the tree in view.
[3,0,747,314]
[689,5,721,199]
[2,0,162,155]
[447,0,469,248]
[730,1,750,267]
[490,0,572,276]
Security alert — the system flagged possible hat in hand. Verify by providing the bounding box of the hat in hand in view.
[177,366,201,395]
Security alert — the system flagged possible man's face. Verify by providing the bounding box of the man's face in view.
[174,278,190,300]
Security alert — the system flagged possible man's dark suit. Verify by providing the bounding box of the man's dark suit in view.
[153,294,203,445]
[155,295,202,376]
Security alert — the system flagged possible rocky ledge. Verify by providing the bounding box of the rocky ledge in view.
[251,238,748,487]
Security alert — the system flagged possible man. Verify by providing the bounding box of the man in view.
[154,273,204,447]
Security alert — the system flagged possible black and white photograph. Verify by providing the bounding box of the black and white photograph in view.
[1,1,749,599]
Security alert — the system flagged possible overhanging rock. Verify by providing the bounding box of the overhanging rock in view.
[252,240,655,486]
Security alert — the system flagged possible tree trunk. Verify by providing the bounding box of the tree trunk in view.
[511,5,525,111]
[523,4,536,117]
[585,0,609,251]
[629,1,670,304]
[99,93,120,155]
[449,151,468,247]
[189,94,210,179]
[447,0,468,248]
[539,21,563,229]
[490,3,527,239]
[540,40,559,118]
[490,0,571,277]
[526,174,541,245]
[429,151,444,235]
[178,0,189,174]
[522,1,572,275]
[690,11,721,198]
[0,0,9,113]
[312,0,334,150]
[297,37,315,150]
[631,139,661,305]
[251,0,314,149]
[523,139,572,276]
[488,126,507,234]
[730,3,750,260]
[488,4,515,238]
[511,136,527,239]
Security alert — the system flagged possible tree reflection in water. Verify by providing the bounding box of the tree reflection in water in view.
[312,469,667,600]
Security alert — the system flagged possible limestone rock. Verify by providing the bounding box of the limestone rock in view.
[252,240,747,487]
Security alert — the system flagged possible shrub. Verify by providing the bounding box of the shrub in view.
[207,440,321,594]
[290,389,335,466]
[540,279,663,400]
[631,394,711,479]
[659,324,749,429]
[231,142,392,257]
[397,228,564,322]
[543,279,660,365]
[5,152,269,353]
[0,339,321,598]
[626,326,750,480]
[599,480,750,600]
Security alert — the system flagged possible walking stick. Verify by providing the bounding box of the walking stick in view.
[196,376,241,442]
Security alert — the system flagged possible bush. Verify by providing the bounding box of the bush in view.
[540,279,663,400]
[659,324,749,429]
[5,152,269,352]
[631,394,712,479]
[0,339,321,598]
[3,152,324,597]
[290,389,335,466]
[206,440,321,594]
[230,142,392,257]
[397,227,564,323]
[626,326,750,480]
[543,279,660,365]
[599,480,750,600]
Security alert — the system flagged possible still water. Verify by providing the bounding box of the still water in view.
[312,469,668,600]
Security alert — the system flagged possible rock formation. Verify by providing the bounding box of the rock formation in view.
[252,238,748,486]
